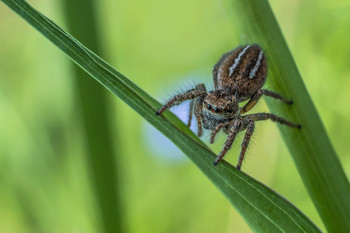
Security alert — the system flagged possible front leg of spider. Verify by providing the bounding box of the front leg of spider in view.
[187,99,195,127]
[156,84,206,116]
[214,119,242,166]
[193,96,205,137]
[237,121,255,170]
[210,123,225,144]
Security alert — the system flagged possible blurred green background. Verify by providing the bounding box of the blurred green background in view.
[0,0,349,232]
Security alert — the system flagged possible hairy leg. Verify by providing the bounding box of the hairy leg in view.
[246,113,301,128]
[237,121,255,170]
[187,99,195,127]
[194,97,204,137]
[241,89,293,114]
[156,84,206,115]
[214,119,242,166]
[192,84,207,136]
[210,123,225,144]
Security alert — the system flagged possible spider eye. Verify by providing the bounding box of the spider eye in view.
[206,104,212,110]
[214,107,220,113]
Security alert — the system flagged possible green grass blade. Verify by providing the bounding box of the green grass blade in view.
[0,0,322,232]
[62,0,125,232]
[224,1,350,232]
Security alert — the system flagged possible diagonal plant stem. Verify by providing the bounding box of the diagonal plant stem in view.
[0,0,326,232]
[225,0,350,232]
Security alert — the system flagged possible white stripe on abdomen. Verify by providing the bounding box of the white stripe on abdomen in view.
[249,50,263,79]
[229,45,251,76]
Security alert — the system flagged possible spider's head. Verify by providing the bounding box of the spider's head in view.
[203,90,239,118]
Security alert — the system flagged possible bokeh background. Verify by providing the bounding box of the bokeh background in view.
[0,0,349,232]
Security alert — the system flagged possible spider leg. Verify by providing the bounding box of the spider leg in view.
[210,123,225,144]
[194,96,204,137]
[240,89,293,114]
[187,99,195,127]
[214,119,242,166]
[261,89,293,104]
[237,121,255,170]
[156,84,206,115]
[245,113,301,128]
[191,84,207,136]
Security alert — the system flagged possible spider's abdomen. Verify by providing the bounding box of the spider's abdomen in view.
[214,45,267,101]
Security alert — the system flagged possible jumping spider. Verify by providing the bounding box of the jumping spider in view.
[156,44,301,170]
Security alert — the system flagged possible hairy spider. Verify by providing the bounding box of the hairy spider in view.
[156,44,301,170]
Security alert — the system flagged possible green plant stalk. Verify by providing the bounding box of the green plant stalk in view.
[225,0,350,232]
[62,0,125,232]
[1,0,322,232]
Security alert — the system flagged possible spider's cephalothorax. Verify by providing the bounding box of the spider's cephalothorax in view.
[156,44,301,170]
[201,90,239,130]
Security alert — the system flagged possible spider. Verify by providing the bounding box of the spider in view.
[156,44,301,170]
